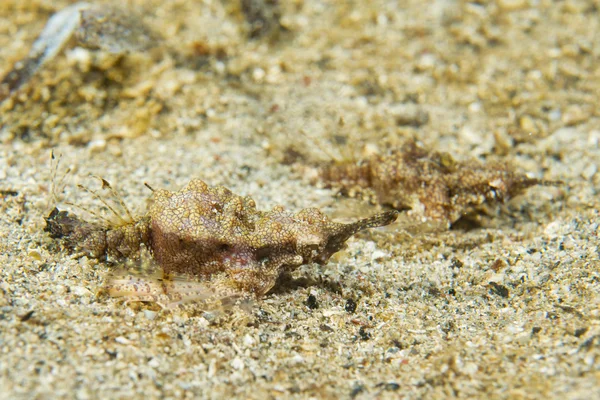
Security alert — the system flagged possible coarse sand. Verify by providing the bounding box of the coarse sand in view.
[0,1,598,399]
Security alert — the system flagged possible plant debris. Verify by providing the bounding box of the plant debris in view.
[45,178,397,304]
[319,141,557,228]
[0,2,159,105]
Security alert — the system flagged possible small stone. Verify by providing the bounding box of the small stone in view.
[371,250,387,261]
[231,357,245,371]
[143,310,157,321]
[28,250,42,261]
[243,334,256,347]
[114,336,130,344]
[385,382,400,391]
[345,299,357,313]
[252,68,266,82]
[489,282,509,298]
[305,294,319,310]
[497,0,528,12]
[71,286,91,296]
[148,357,160,368]
[562,105,590,126]
[581,163,597,180]
[519,115,537,134]
[574,327,589,338]
[359,327,371,340]
[87,139,107,153]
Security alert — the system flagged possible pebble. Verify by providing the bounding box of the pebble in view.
[231,357,245,371]
[497,0,528,11]
[581,164,597,180]
[143,310,157,321]
[243,334,256,347]
[87,139,107,153]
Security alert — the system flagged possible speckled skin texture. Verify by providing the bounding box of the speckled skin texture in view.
[150,179,396,295]
[320,141,550,226]
[46,179,397,296]
[45,207,151,261]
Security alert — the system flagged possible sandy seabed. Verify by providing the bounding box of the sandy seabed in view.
[0,1,599,399]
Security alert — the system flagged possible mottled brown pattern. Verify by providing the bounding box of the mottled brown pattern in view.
[45,208,151,261]
[320,141,553,227]
[46,179,397,296]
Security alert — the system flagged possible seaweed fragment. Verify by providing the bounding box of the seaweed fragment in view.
[0,2,159,104]
[319,141,557,227]
[46,178,397,302]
